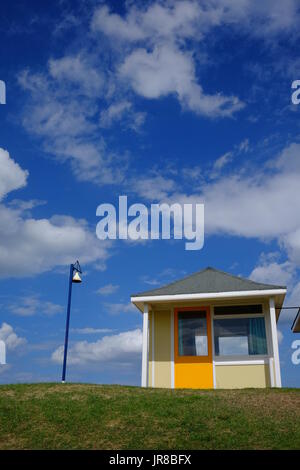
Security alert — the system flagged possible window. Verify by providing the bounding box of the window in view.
[178,311,208,356]
[214,317,267,356]
[214,305,263,315]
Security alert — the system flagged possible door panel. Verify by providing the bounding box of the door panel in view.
[174,307,213,389]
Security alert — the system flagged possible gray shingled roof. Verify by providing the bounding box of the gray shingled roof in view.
[132,267,286,297]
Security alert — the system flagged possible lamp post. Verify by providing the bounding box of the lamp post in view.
[61,260,82,383]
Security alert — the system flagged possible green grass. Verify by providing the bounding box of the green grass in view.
[0,383,299,449]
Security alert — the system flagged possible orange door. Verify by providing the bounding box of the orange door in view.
[174,307,213,389]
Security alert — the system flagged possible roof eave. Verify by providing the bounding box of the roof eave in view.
[131,288,287,313]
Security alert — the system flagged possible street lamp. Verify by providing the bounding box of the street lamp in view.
[61,260,82,383]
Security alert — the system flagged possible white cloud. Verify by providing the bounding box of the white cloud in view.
[93,2,300,44]
[100,100,146,130]
[249,255,300,326]
[100,101,132,127]
[103,302,137,316]
[49,55,104,97]
[94,3,245,118]
[212,151,233,173]
[239,139,250,153]
[51,328,142,365]
[91,5,147,42]
[0,148,28,200]
[210,139,250,179]
[0,323,26,350]
[19,0,299,187]
[190,142,300,241]
[8,295,64,317]
[0,204,110,277]
[250,261,294,286]
[284,282,300,313]
[0,151,110,278]
[18,66,128,185]
[131,174,176,200]
[92,1,300,119]
[119,44,244,118]
[96,284,119,295]
[8,198,46,212]
[71,327,115,335]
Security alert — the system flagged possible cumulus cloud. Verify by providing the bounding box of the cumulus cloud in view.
[0,150,110,277]
[51,328,142,365]
[93,2,246,118]
[0,204,110,277]
[92,1,300,118]
[0,323,26,350]
[188,142,300,241]
[250,261,294,286]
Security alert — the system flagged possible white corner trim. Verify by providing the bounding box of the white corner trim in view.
[141,303,149,387]
[269,297,282,387]
[171,309,175,389]
[211,308,216,389]
[131,288,286,304]
[152,311,155,388]
[212,362,216,388]
[269,357,275,387]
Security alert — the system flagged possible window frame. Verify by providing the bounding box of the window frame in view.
[212,307,270,362]
[174,306,212,363]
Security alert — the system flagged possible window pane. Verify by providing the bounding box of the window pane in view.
[178,311,208,356]
[214,317,267,356]
[218,336,248,355]
[214,305,263,315]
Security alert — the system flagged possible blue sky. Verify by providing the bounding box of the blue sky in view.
[0,0,300,386]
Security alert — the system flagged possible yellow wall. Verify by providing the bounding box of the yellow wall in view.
[175,362,213,389]
[153,310,171,388]
[215,364,270,389]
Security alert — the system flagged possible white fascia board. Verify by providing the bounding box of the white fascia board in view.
[131,288,286,304]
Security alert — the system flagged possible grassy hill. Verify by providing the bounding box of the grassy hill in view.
[0,383,299,449]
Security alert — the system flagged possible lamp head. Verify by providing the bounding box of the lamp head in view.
[72,271,82,283]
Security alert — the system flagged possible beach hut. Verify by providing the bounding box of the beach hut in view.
[131,267,286,389]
